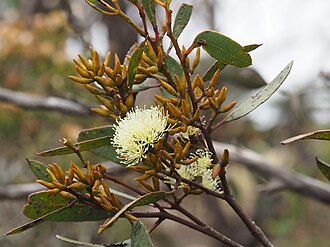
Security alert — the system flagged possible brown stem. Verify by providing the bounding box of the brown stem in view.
[132,211,243,247]
[219,167,273,247]
[164,6,197,112]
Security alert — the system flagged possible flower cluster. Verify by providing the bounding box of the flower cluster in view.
[177,149,220,191]
[112,106,170,165]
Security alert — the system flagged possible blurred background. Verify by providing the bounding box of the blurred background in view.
[0,0,329,246]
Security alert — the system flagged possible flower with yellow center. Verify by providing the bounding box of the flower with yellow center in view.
[112,106,169,165]
[177,149,220,191]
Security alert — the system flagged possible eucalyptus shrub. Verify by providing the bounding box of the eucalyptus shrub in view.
[5,1,295,246]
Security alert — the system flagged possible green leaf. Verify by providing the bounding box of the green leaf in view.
[164,55,183,80]
[5,200,75,236]
[128,40,146,87]
[173,3,193,38]
[131,221,154,247]
[124,43,139,66]
[243,44,262,52]
[193,31,252,67]
[78,125,122,164]
[316,157,330,182]
[27,159,51,182]
[202,61,226,82]
[98,191,171,234]
[23,191,111,222]
[142,0,157,27]
[36,136,112,157]
[281,129,330,145]
[161,56,183,98]
[223,61,293,123]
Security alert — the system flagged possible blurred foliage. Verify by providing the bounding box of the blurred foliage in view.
[0,0,329,246]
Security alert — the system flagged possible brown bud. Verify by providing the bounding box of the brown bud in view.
[67,182,88,190]
[147,41,158,61]
[95,95,116,112]
[169,125,187,135]
[68,76,93,84]
[209,98,217,110]
[92,49,101,74]
[137,66,149,74]
[52,181,66,190]
[134,73,147,83]
[204,87,215,97]
[59,191,76,200]
[124,213,138,222]
[37,180,56,189]
[113,54,122,75]
[174,163,181,169]
[192,47,201,72]
[212,165,221,179]
[73,58,86,70]
[194,75,204,91]
[152,177,160,191]
[220,101,237,113]
[75,65,90,78]
[168,103,183,120]
[208,69,220,89]
[54,163,65,184]
[221,149,229,166]
[91,107,113,117]
[181,99,192,118]
[78,54,93,71]
[156,47,164,68]
[189,189,204,195]
[145,169,157,176]
[94,76,116,87]
[104,51,112,67]
[179,156,199,165]
[140,59,150,68]
[181,141,191,158]
[167,117,179,125]
[134,173,152,181]
[97,63,106,77]
[115,74,124,86]
[138,180,154,192]
[94,76,115,87]
[161,150,174,161]
[147,65,159,74]
[105,67,115,79]
[83,84,105,95]
[47,188,61,194]
[192,107,201,122]
[46,167,59,183]
[216,86,227,108]
[159,80,178,97]
[142,52,155,66]
[174,139,183,160]
[125,91,134,109]
[181,115,191,125]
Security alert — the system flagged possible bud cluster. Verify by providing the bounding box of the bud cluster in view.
[37,162,127,216]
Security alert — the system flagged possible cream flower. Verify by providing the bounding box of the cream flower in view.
[177,149,220,191]
[112,106,169,165]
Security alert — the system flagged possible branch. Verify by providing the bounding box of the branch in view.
[0,87,92,116]
[213,141,330,204]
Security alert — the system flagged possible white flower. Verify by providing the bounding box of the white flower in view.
[112,106,169,165]
[177,149,220,191]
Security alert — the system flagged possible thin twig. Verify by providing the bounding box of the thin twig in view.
[132,211,243,247]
